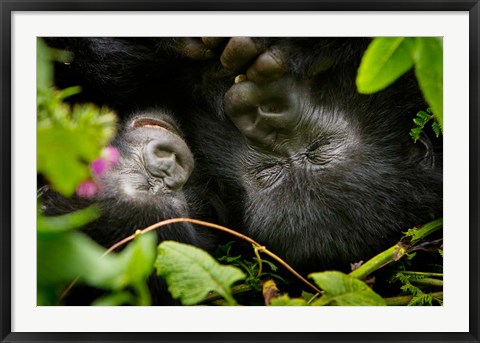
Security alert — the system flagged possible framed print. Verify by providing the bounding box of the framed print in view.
[1,1,479,342]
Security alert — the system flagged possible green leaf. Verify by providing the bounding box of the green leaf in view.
[37,126,95,196]
[408,293,433,306]
[37,231,126,289]
[309,271,386,306]
[120,232,157,286]
[413,38,443,131]
[301,291,316,302]
[270,294,308,306]
[432,122,441,137]
[38,231,156,305]
[155,241,246,305]
[37,38,54,91]
[37,204,101,233]
[417,109,432,120]
[37,104,117,196]
[413,117,425,127]
[356,37,415,94]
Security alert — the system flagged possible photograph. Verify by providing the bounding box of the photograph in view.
[1,2,478,342]
[36,36,444,307]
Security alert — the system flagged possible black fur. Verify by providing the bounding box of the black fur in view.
[184,38,442,271]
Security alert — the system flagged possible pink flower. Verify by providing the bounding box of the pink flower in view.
[102,146,120,166]
[78,147,119,198]
[76,180,98,198]
[90,146,120,177]
[90,158,107,176]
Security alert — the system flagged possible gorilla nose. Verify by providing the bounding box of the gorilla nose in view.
[144,137,194,191]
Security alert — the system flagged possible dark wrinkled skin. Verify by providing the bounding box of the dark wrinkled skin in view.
[43,37,443,277]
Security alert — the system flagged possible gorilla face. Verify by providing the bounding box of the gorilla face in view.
[97,111,194,214]
[40,109,210,252]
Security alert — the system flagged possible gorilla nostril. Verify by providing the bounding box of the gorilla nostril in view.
[145,140,176,177]
[153,148,175,161]
[144,139,192,191]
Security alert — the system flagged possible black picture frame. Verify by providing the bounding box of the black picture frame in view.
[1,1,479,342]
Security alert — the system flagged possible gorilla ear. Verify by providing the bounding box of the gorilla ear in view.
[410,135,435,169]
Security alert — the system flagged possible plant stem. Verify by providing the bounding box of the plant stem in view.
[349,218,443,280]
[409,278,443,287]
[402,271,443,278]
[105,217,323,295]
[408,218,443,243]
[384,291,443,306]
[349,245,406,279]
[201,284,253,304]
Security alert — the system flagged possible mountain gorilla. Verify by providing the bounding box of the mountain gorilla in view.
[41,37,442,282]
[192,38,442,271]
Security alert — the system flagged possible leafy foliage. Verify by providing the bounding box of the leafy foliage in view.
[37,201,101,233]
[270,294,308,306]
[356,37,443,133]
[413,38,443,129]
[215,241,285,291]
[37,100,117,197]
[309,271,386,306]
[268,271,387,306]
[37,38,117,197]
[392,272,443,306]
[37,38,155,306]
[155,241,246,305]
[356,37,415,94]
[410,108,442,142]
[38,231,157,306]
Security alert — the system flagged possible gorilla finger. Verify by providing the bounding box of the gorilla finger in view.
[178,38,215,60]
[224,80,261,115]
[246,48,287,83]
[201,37,227,50]
[220,37,260,71]
[306,57,335,77]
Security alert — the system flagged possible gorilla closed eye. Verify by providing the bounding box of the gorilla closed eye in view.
[308,137,331,151]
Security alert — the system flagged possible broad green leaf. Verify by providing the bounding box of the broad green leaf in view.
[155,241,246,305]
[413,38,443,131]
[119,232,157,286]
[37,204,101,233]
[270,294,308,306]
[37,231,125,289]
[38,230,156,304]
[37,126,95,196]
[356,37,415,94]
[309,271,386,306]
